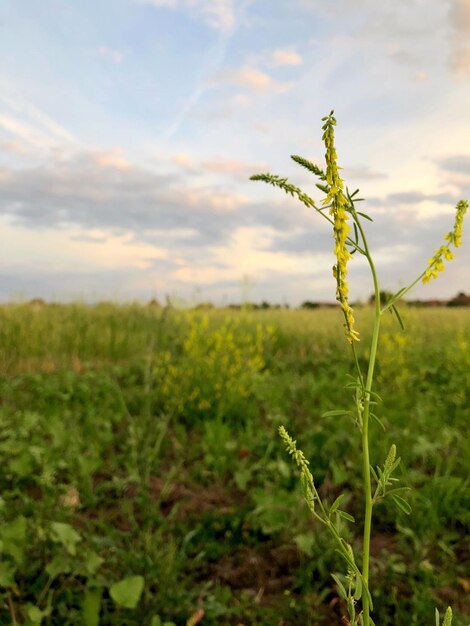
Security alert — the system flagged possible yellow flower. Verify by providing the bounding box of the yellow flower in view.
[322,112,359,342]
[422,200,468,284]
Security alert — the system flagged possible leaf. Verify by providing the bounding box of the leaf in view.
[336,510,355,523]
[331,573,347,600]
[1,516,28,563]
[329,494,345,516]
[392,495,412,515]
[83,588,102,626]
[26,605,47,625]
[45,555,70,578]
[436,607,440,626]
[110,575,145,609]
[0,561,16,587]
[354,573,362,600]
[370,412,386,431]
[50,522,81,556]
[85,551,105,575]
[391,304,405,331]
[357,211,373,221]
[322,410,350,418]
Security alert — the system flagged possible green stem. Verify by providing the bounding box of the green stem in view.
[361,247,381,626]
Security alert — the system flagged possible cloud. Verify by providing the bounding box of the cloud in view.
[170,153,266,178]
[214,65,291,93]
[371,190,458,207]
[439,155,470,176]
[269,49,303,66]
[0,138,30,155]
[0,151,255,245]
[449,0,470,76]
[90,148,131,171]
[343,166,388,181]
[135,0,236,32]
[98,46,124,64]
[0,81,79,153]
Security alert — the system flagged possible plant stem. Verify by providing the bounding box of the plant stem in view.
[361,246,381,626]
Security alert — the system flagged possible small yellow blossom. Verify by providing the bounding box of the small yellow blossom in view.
[423,200,468,284]
[322,112,359,342]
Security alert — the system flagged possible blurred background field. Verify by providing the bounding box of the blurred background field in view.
[0,303,469,625]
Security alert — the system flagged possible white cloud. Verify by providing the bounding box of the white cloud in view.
[98,47,124,64]
[90,148,130,171]
[214,65,291,93]
[270,49,303,66]
[0,80,79,153]
[135,0,236,32]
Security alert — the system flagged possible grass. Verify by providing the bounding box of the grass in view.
[0,302,469,625]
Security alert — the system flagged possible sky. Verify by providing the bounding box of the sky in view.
[0,0,469,305]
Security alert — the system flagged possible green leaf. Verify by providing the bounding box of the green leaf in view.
[85,551,105,575]
[354,573,362,600]
[392,494,412,515]
[331,573,347,600]
[45,555,70,578]
[0,561,16,587]
[329,494,345,517]
[83,588,102,626]
[9,451,34,478]
[1,516,28,563]
[392,304,405,330]
[322,410,350,417]
[50,522,81,556]
[370,412,386,431]
[26,605,47,625]
[357,211,373,221]
[436,607,440,626]
[110,575,145,609]
[336,510,355,523]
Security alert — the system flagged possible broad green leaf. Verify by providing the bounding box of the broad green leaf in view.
[85,551,105,575]
[50,522,81,555]
[110,575,144,609]
[26,605,46,625]
[9,451,34,478]
[1,516,27,563]
[83,588,102,626]
[45,554,70,578]
[0,561,16,587]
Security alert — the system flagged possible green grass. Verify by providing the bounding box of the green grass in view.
[0,303,469,625]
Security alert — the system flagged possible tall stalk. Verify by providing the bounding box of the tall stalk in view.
[251,111,467,625]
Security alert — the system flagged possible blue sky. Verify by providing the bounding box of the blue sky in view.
[1,0,469,304]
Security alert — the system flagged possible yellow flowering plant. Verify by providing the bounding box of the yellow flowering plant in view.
[251,112,467,626]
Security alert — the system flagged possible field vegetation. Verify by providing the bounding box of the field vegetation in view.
[0,302,468,625]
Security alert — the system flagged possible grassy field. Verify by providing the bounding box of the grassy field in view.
[0,303,469,625]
